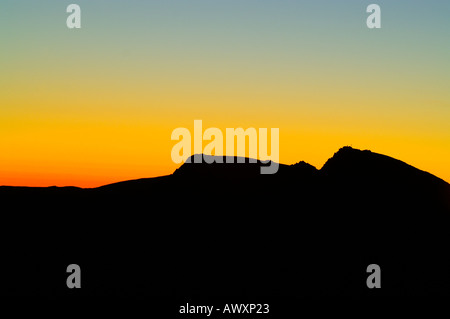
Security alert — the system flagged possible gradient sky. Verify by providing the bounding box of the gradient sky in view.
[1,0,449,187]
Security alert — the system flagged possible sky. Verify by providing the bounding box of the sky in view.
[1,0,449,187]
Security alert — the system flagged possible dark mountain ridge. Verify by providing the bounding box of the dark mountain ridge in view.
[0,147,449,297]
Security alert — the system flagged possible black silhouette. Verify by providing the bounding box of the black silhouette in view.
[0,147,449,297]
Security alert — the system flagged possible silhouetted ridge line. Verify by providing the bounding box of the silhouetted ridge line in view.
[320,146,449,186]
[1,147,448,188]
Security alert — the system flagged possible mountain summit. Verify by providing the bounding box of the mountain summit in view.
[322,146,448,184]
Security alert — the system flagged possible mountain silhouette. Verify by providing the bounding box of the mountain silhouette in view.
[0,147,449,297]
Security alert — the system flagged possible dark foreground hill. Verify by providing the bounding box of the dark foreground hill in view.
[0,146,449,297]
